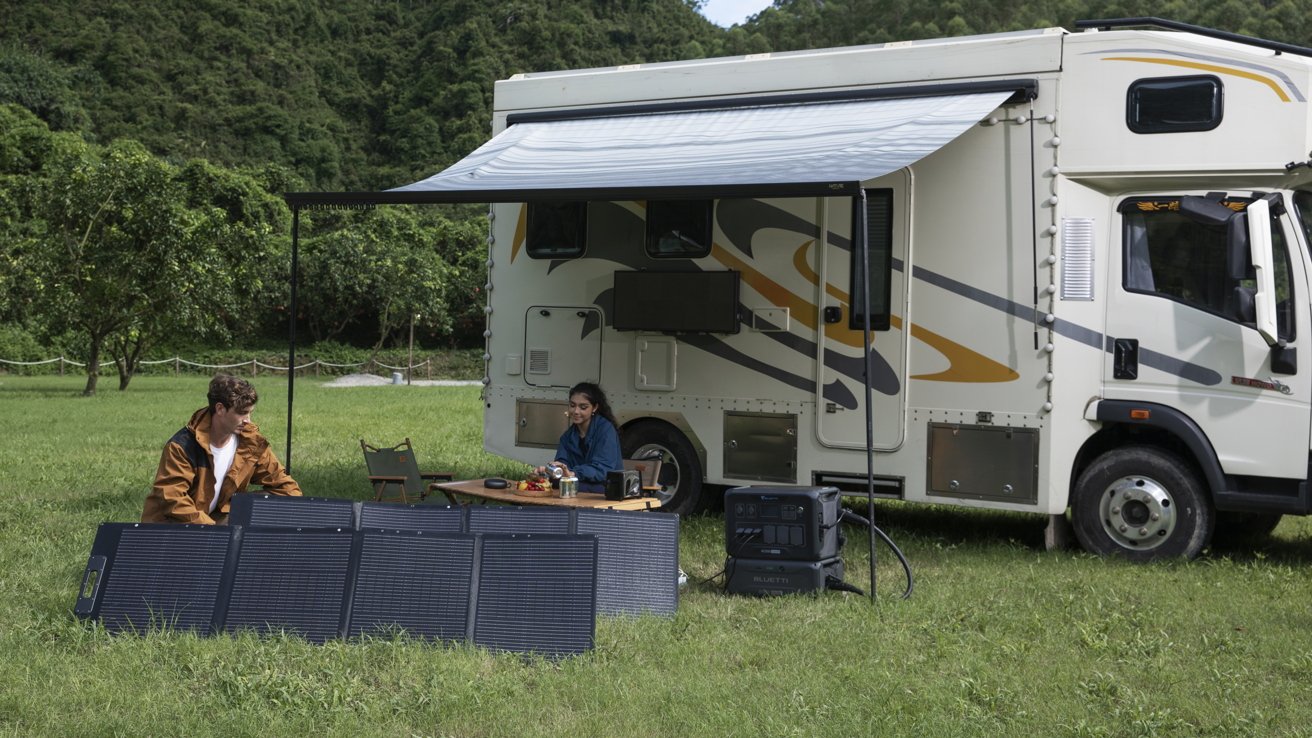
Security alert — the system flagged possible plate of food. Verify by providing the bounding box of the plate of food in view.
[513,475,554,497]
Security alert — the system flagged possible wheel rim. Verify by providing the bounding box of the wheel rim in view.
[630,442,682,506]
[1098,474,1177,550]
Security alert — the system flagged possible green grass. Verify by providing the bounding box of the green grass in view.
[3,375,1312,736]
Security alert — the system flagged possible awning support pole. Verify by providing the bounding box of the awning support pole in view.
[286,206,300,473]
[855,190,878,602]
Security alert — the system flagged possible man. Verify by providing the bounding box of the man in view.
[142,374,301,524]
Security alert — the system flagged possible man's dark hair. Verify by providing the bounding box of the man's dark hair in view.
[208,374,258,413]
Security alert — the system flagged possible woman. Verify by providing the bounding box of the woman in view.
[537,382,623,494]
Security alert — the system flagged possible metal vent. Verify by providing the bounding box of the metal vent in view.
[527,348,551,374]
[1060,217,1095,300]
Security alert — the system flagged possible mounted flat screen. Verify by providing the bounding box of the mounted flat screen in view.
[612,270,740,334]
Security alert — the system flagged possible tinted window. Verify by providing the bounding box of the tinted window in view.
[1127,76,1222,134]
[1122,197,1292,340]
[527,201,586,258]
[645,200,712,258]
[849,189,893,331]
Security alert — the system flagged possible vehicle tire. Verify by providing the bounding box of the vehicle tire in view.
[621,421,706,516]
[1071,446,1213,561]
[1212,511,1283,545]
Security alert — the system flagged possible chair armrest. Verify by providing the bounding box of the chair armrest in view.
[421,471,456,482]
[368,475,408,483]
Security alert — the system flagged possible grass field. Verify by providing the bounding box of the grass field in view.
[3,375,1312,736]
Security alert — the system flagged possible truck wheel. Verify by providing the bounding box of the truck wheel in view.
[1212,511,1282,545]
[622,421,705,516]
[1072,446,1213,560]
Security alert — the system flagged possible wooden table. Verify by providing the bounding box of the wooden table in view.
[433,479,663,511]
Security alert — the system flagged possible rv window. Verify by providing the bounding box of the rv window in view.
[1121,197,1293,340]
[1127,76,1222,134]
[645,200,713,258]
[527,201,587,258]
[849,189,893,331]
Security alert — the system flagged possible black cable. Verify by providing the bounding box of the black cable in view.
[825,575,864,596]
[700,529,761,588]
[841,509,914,600]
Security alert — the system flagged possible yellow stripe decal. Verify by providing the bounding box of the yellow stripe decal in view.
[722,240,1019,382]
[1103,56,1290,102]
[510,204,527,263]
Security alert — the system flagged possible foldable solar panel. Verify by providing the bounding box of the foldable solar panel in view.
[576,509,680,617]
[76,524,233,635]
[348,531,476,641]
[222,528,354,643]
[467,505,572,534]
[228,494,357,530]
[472,534,597,658]
[359,502,465,532]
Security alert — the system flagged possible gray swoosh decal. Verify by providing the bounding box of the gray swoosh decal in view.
[1087,47,1305,101]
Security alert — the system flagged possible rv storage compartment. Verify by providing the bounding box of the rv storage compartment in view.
[927,423,1039,503]
[516,399,568,449]
[724,412,798,483]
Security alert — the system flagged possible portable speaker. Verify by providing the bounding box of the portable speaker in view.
[605,469,641,501]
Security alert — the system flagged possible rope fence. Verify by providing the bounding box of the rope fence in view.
[0,355,438,379]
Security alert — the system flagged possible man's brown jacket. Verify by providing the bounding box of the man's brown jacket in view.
[141,407,301,524]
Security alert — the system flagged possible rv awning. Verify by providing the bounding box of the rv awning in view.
[286,85,1022,206]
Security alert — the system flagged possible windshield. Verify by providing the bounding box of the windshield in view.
[1294,190,1312,247]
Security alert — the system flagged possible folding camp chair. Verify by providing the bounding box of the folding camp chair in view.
[623,455,664,496]
[360,438,455,503]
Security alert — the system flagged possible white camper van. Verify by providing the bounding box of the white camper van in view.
[414,19,1312,559]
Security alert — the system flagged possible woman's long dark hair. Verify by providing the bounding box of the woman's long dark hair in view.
[569,382,618,428]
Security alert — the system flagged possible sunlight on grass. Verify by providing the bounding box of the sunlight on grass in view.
[3,375,1312,735]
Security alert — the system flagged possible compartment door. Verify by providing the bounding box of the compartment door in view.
[817,172,910,450]
[523,305,602,388]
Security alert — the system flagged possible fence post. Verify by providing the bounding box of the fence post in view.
[58,356,64,377]
[427,358,432,380]
[315,360,320,377]
[175,357,180,376]
[252,359,258,377]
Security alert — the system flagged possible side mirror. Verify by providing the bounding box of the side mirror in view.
[1231,285,1256,324]
[1181,196,1250,280]
[1246,197,1279,346]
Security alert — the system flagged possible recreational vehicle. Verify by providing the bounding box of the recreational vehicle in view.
[291,19,1312,560]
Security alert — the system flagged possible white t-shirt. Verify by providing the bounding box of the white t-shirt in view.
[209,435,237,513]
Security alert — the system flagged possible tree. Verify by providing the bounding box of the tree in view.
[20,139,281,393]
[297,207,456,350]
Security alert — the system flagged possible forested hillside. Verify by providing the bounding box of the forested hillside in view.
[6,0,1311,189]
[0,0,723,190]
[3,0,1312,391]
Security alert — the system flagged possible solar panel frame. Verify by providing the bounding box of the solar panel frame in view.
[467,505,573,535]
[359,502,465,532]
[472,534,598,658]
[347,531,477,641]
[576,509,680,617]
[228,494,358,530]
[222,527,355,643]
[76,523,233,635]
